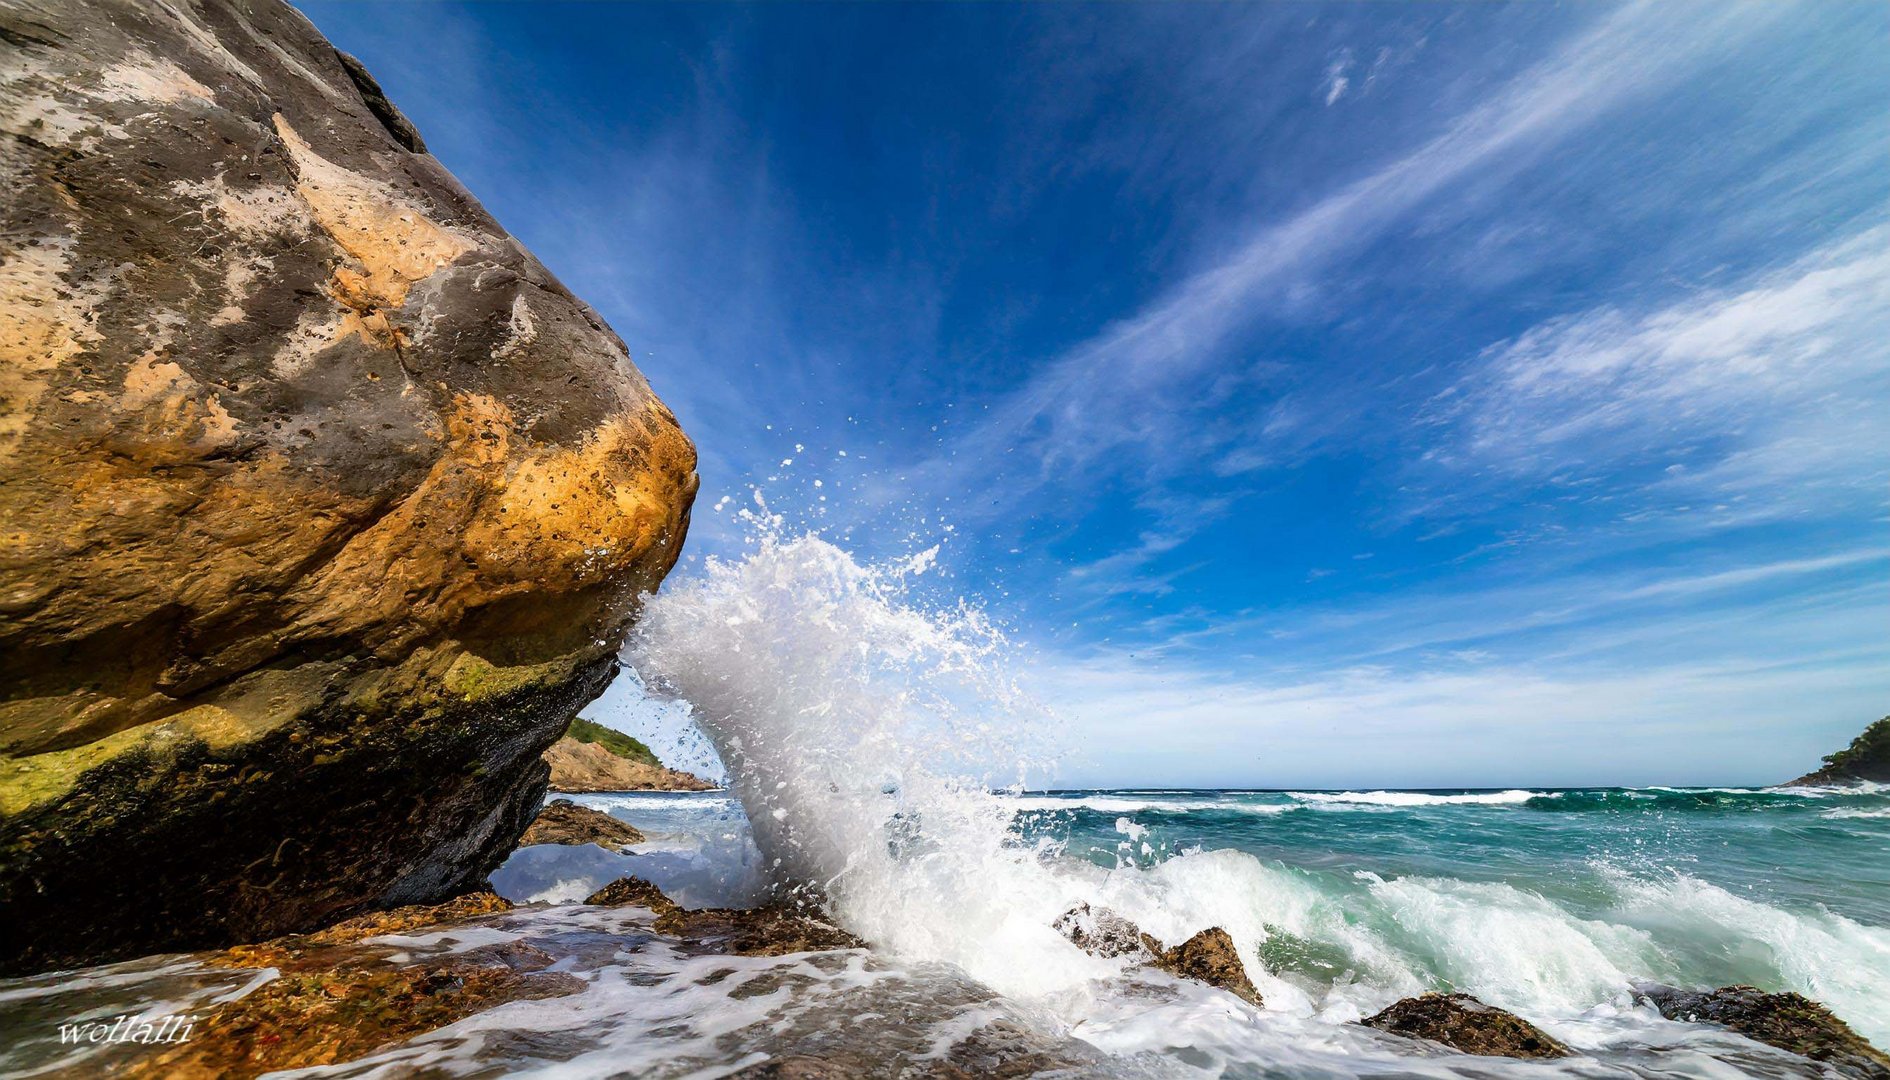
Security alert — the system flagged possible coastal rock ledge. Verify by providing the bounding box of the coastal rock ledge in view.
[0,0,696,973]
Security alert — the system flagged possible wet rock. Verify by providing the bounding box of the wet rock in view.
[129,958,580,1079]
[1144,926,1264,1007]
[656,905,866,957]
[731,1057,865,1079]
[583,875,859,955]
[519,798,646,849]
[584,875,679,914]
[1053,902,1151,959]
[1639,985,1890,1079]
[217,891,513,971]
[0,0,696,974]
[121,891,571,1078]
[1362,993,1571,1060]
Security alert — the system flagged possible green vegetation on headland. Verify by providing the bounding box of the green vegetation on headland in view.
[1790,716,1890,785]
[565,718,660,767]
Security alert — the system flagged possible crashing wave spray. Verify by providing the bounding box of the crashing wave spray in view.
[624,506,1112,996]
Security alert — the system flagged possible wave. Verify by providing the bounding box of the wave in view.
[1289,789,1548,807]
[1006,795,1296,815]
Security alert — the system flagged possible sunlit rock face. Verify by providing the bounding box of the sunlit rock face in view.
[0,0,696,973]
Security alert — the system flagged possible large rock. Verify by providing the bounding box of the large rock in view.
[1789,716,1890,785]
[0,0,696,973]
[546,735,716,792]
[1639,985,1889,1079]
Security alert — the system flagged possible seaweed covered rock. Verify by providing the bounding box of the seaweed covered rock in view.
[1640,985,1889,1079]
[584,876,862,956]
[519,799,646,849]
[0,0,695,973]
[1362,993,1571,1059]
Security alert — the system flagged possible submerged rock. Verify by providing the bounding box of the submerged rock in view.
[1788,716,1890,785]
[0,0,696,973]
[1052,902,1150,959]
[586,876,863,956]
[1144,927,1264,1008]
[546,735,718,792]
[519,798,646,849]
[1362,993,1571,1059]
[126,891,570,1078]
[1639,985,1890,1079]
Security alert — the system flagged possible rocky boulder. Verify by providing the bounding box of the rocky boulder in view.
[1639,985,1889,1079]
[1362,993,1571,1059]
[519,798,646,849]
[0,0,696,973]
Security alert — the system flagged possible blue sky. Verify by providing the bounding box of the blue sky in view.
[303,1,1888,788]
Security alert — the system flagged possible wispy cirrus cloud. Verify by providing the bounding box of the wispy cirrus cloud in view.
[904,1,1791,523]
[1426,223,1890,506]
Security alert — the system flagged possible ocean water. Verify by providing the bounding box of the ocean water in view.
[6,529,1886,1077]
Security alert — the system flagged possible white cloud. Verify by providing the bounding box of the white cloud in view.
[1436,224,1890,491]
[1321,49,1353,106]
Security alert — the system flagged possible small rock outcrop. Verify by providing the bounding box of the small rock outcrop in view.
[1639,985,1889,1079]
[1053,904,1262,1006]
[1145,927,1263,1007]
[1362,993,1571,1059]
[584,875,678,913]
[518,799,646,849]
[586,876,863,956]
[546,735,717,792]
[0,0,696,974]
[1789,717,1890,786]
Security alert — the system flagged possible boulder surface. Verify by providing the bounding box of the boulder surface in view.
[0,0,695,973]
[1640,985,1889,1079]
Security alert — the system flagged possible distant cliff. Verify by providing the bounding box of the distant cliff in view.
[1789,717,1890,786]
[548,720,716,792]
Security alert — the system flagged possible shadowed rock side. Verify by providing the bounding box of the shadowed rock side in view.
[0,0,696,973]
[1362,993,1571,1060]
[1789,716,1890,786]
[546,734,717,792]
[518,798,645,848]
[1639,985,1890,1079]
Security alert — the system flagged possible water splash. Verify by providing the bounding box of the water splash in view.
[625,524,1108,997]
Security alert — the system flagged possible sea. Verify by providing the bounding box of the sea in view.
[3,530,1885,1078]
